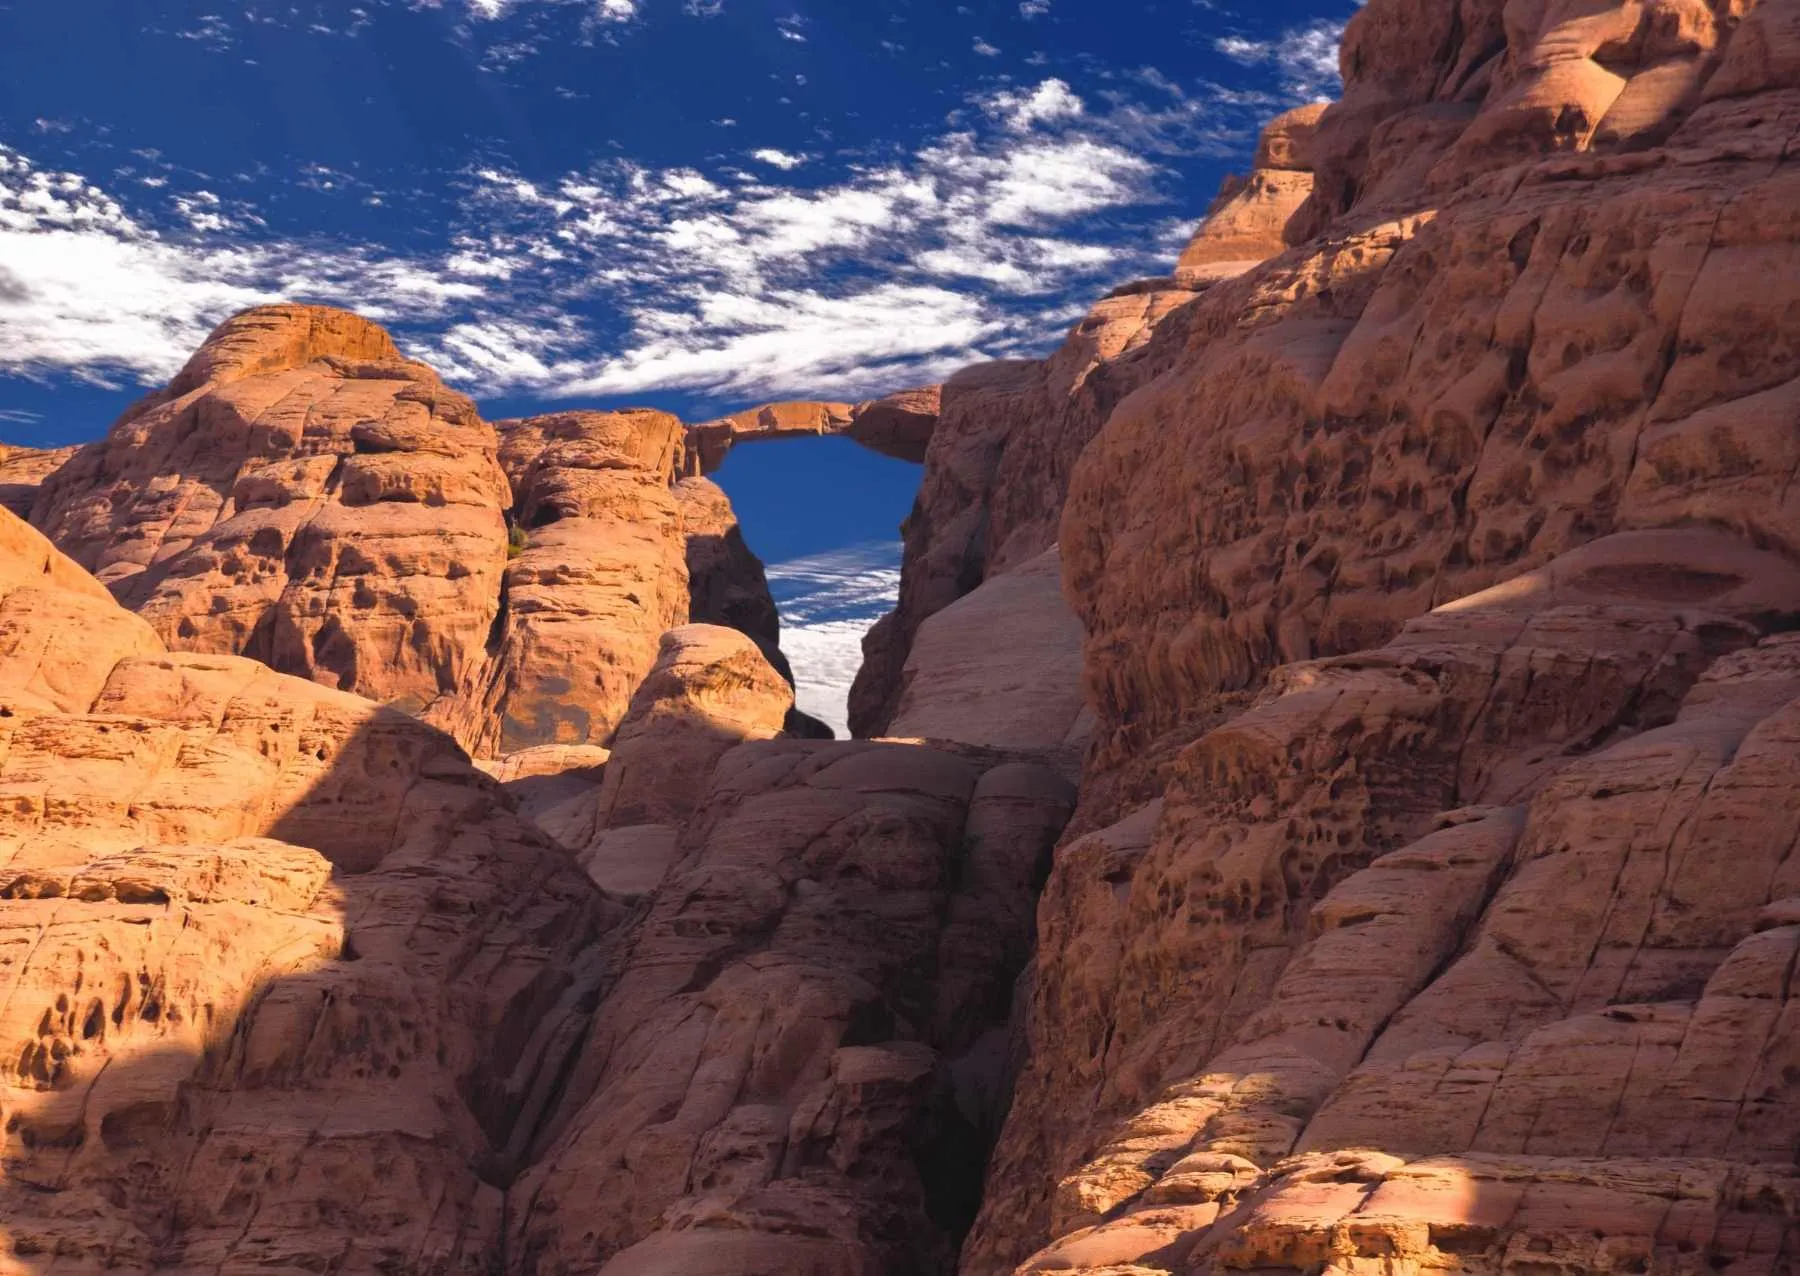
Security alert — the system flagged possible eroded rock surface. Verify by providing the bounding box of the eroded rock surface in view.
[22,322,800,765]
[0,508,620,1270]
[427,410,690,756]
[959,0,1800,1267]
[580,624,793,896]
[510,739,1072,1274]
[849,287,1202,738]
[30,305,513,719]
[1175,103,1324,287]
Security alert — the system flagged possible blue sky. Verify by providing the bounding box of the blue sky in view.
[0,0,1356,732]
[0,0,1355,439]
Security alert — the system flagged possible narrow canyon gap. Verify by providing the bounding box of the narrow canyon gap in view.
[711,436,920,739]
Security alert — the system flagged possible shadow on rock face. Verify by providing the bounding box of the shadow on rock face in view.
[0,507,624,1269]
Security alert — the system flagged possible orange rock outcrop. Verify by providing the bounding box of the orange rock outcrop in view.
[31,307,514,722]
[0,508,622,1269]
[9,0,1800,1268]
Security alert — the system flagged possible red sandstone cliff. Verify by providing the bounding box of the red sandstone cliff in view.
[5,0,1800,1269]
[952,0,1800,1268]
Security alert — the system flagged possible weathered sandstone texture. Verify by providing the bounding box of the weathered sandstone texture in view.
[14,0,1800,1269]
[30,306,514,719]
[579,623,793,896]
[847,97,1325,742]
[510,739,1073,1274]
[849,287,1204,738]
[0,507,622,1270]
[427,409,690,756]
[0,444,74,519]
[21,322,812,761]
[957,0,1800,1269]
[1176,103,1325,287]
[674,475,790,675]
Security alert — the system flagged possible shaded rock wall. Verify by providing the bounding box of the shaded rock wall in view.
[510,739,1073,1274]
[954,0,1800,1269]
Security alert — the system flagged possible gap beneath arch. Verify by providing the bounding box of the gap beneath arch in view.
[710,435,920,738]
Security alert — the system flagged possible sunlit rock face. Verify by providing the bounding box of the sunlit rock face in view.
[955,0,1800,1269]
[427,408,692,757]
[30,305,515,722]
[21,325,804,762]
[0,507,620,1270]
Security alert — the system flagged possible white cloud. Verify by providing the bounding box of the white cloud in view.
[1213,18,1349,102]
[0,65,1283,404]
[751,149,808,171]
[984,79,1084,131]
[972,37,1001,56]
[1020,0,1050,15]
[0,146,480,387]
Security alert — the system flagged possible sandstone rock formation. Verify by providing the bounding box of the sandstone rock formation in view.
[685,386,941,475]
[968,531,1800,1272]
[0,507,622,1270]
[509,739,1073,1274]
[886,546,1091,767]
[477,744,613,851]
[849,286,1202,738]
[1175,102,1324,287]
[845,96,1327,743]
[674,475,789,675]
[14,0,1800,1269]
[20,320,810,762]
[579,624,793,896]
[30,306,514,720]
[0,444,74,519]
[427,409,690,757]
[952,0,1800,1268]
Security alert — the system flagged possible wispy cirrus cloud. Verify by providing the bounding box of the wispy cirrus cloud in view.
[0,26,1340,408]
[1211,11,1361,102]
